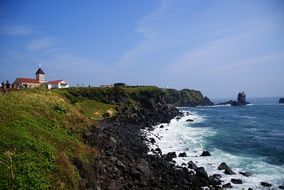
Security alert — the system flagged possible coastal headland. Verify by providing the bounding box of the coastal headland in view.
[0,86,219,189]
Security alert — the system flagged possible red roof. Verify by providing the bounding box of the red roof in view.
[46,80,66,84]
[35,68,45,74]
[15,78,40,84]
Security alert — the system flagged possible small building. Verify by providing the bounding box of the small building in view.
[14,78,41,88]
[100,84,114,88]
[46,80,69,89]
[14,68,69,89]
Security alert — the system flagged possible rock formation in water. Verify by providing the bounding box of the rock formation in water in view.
[219,92,250,106]
[279,98,284,104]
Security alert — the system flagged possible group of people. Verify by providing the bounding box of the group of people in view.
[1,80,18,93]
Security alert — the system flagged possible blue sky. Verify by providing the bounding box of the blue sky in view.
[0,0,283,98]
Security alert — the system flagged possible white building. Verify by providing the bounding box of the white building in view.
[46,80,69,89]
[14,68,69,89]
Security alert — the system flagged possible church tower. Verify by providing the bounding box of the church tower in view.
[35,68,45,83]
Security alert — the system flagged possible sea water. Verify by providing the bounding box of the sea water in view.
[145,97,284,189]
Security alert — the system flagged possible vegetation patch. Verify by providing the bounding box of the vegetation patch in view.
[0,89,95,190]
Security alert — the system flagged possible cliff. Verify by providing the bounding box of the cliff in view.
[162,88,214,106]
[64,86,214,108]
[0,86,216,190]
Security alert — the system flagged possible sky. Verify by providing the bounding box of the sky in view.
[0,0,283,98]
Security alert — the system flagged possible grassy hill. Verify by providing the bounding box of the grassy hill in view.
[0,86,212,189]
[0,89,96,190]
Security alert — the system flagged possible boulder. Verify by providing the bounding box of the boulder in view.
[239,171,252,177]
[200,150,211,156]
[209,175,221,185]
[279,185,284,189]
[222,183,233,188]
[218,162,228,170]
[248,188,253,190]
[212,174,222,179]
[176,117,181,121]
[137,159,151,177]
[159,125,164,128]
[187,161,198,170]
[224,168,236,175]
[260,182,272,187]
[186,119,194,122]
[164,152,177,161]
[279,98,284,104]
[195,167,208,179]
[218,162,235,174]
[149,137,156,144]
[231,178,242,184]
[155,148,162,155]
[178,152,187,157]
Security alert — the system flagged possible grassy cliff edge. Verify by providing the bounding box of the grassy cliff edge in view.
[0,86,212,189]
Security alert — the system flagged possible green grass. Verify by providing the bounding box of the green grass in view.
[75,100,117,120]
[0,89,95,190]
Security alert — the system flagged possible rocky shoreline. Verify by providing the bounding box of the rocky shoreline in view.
[79,100,223,189]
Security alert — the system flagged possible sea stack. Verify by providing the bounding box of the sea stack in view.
[219,92,250,106]
[279,98,284,104]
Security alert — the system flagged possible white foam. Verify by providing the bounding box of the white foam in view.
[143,111,284,189]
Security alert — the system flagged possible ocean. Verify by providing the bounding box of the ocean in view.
[146,97,284,189]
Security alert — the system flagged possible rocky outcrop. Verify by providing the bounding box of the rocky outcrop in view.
[163,88,214,107]
[79,90,220,189]
[219,92,250,106]
[279,98,284,104]
[67,86,214,107]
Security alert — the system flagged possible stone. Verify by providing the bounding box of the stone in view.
[212,174,222,179]
[239,171,252,177]
[155,148,162,155]
[218,162,235,174]
[279,98,284,104]
[159,125,164,128]
[209,175,221,185]
[178,152,187,157]
[279,185,284,189]
[137,159,151,177]
[187,161,198,170]
[200,150,211,156]
[260,182,272,187]
[195,167,208,179]
[224,168,236,175]
[222,183,233,188]
[231,178,242,184]
[149,137,155,144]
[186,119,194,122]
[164,152,177,161]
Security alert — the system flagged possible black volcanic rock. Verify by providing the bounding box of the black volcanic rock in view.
[178,152,187,157]
[200,150,211,156]
[218,162,236,175]
[279,98,284,104]
[219,92,250,106]
[222,183,233,188]
[231,178,242,184]
[187,161,198,170]
[239,171,252,177]
[261,182,272,187]
[195,167,208,179]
